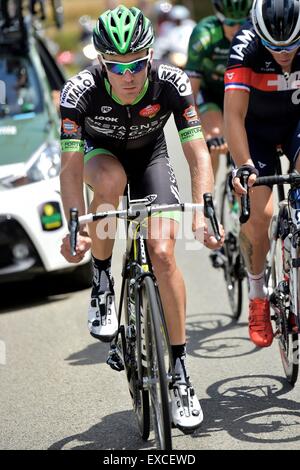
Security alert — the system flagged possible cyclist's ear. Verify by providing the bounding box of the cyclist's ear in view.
[148,48,154,72]
[98,54,107,76]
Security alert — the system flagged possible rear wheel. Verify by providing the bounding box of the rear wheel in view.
[140,275,172,450]
[220,177,245,320]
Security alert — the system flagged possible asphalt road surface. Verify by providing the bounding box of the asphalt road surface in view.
[1,118,300,451]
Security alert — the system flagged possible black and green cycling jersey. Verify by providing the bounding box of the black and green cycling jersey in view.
[186,16,230,112]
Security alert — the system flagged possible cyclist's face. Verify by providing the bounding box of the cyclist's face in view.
[269,48,299,68]
[223,23,243,42]
[101,50,153,104]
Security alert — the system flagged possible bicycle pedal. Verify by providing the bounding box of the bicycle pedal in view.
[106,348,124,372]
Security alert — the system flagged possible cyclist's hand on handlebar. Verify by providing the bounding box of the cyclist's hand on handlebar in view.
[203,223,225,250]
[60,232,91,263]
[206,136,228,159]
[193,219,225,250]
[232,164,259,196]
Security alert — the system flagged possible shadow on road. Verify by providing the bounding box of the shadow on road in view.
[48,409,154,450]
[186,312,258,360]
[189,374,300,445]
[49,374,300,450]
[0,275,89,314]
[65,341,110,366]
[64,313,257,368]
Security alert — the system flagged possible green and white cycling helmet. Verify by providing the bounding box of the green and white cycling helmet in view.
[212,0,253,22]
[93,5,155,55]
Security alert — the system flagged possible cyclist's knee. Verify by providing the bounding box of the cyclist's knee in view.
[243,211,271,243]
[90,168,126,204]
[147,240,176,273]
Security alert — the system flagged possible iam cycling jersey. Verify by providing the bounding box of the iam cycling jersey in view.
[186,16,231,112]
[60,61,203,154]
[225,21,300,176]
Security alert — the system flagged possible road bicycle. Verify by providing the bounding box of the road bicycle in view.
[219,154,246,320]
[239,163,300,385]
[69,190,220,449]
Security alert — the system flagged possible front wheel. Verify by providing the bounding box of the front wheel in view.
[220,177,245,320]
[140,276,172,450]
[270,230,299,385]
[123,278,150,440]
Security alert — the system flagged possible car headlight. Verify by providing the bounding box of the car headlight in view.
[26,142,61,182]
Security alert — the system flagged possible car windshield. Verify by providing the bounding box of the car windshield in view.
[0,54,43,118]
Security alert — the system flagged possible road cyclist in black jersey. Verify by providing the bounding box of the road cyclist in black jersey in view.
[59,5,224,434]
[224,0,300,348]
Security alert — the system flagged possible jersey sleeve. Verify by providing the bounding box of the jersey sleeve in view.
[158,64,203,143]
[60,70,95,153]
[224,26,256,94]
[186,25,211,79]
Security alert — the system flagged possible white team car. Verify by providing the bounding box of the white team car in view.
[0,9,91,285]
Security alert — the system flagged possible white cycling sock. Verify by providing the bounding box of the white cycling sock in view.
[248,269,268,300]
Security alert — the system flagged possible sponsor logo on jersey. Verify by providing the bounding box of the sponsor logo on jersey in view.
[139,104,161,118]
[292,88,300,105]
[265,62,272,68]
[62,118,79,135]
[101,106,112,113]
[226,72,235,81]
[158,64,192,96]
[230,29,255,61]
[94,116,119,122]
[268,71,300,91]
[258,161,267,169]
[60,71,94,108]
[183,105,197,122]
[144,194,158,204]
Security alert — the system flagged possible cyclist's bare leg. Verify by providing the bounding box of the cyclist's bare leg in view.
[239,185,273,275]
[201,109,227,177]
[146,217,186,345]
[84,154,127,259]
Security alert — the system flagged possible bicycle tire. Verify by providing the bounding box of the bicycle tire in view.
[123,278,150,440]
[271,228,299,385]
[220,178,244,320]
[140,275,172,450]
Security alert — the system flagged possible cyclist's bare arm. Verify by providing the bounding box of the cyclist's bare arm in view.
[190,77,201,106]
[224,90,251,167]
[182,138,214,201]
[60,151,91,262]
[60,151,86,221]
[224,90,256,193]
[182,138,224,248]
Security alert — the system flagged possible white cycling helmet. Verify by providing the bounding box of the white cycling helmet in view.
[169,5,190,22]
[252,0,300,46]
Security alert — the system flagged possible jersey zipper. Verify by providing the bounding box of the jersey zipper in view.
[123,105,132,149]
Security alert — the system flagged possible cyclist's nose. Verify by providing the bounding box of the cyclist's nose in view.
[123,70,134,82]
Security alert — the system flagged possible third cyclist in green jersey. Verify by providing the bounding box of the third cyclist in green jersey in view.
[186,0,253,176]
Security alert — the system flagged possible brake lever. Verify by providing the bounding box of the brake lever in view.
[239,170,251,224]
[203,193,221,241]
[69,208,79,257]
